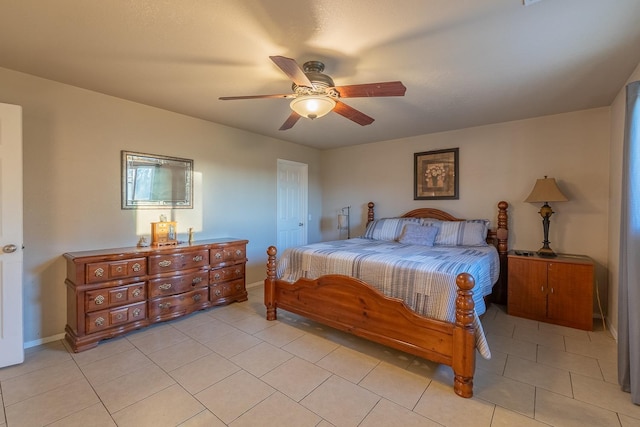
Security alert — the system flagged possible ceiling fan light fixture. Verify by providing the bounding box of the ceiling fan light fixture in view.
[290,96,336,120]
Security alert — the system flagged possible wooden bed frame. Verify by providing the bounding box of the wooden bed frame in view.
[264,201,509,398]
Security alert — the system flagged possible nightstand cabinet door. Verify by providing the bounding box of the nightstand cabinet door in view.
[546,261,594,330]
[507,258,547,318]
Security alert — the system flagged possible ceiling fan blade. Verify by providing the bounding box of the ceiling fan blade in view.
[279,111,302,131]
[219,94,294,100]
[269,55,313,87]
[333,100,375,126]
[334,81,406,98]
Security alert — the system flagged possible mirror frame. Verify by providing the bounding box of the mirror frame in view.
[121,151,193,209]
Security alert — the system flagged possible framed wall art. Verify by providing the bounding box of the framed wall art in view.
[122,151,193,209]
[414,148,459,200]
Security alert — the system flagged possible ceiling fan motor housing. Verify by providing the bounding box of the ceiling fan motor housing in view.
[292,61,336,96]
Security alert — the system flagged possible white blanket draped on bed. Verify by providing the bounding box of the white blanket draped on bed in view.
[276,238,499,359]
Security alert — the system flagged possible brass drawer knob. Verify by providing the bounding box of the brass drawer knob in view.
[158,260,172,267]
[214,289,222,297]
[159,302,171,309]
[115,292,123,299]
[215,252,222,259]
[236,250,243,257]
[193,293,202,302]
[193,255,203,262]
[132,263,141,272]
[116,266,123,273]
[214,273,221,280]
[192,277,202,285]
[133,289,142,298]
[95,317,105,327]
[94,295,105,305]
[159,283,172,291]
[133,308,141,317]
[94,268,104,277]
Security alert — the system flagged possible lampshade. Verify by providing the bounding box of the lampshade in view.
[524,177,569,203]
[290,96,336,119]
[337,206,351,239]
[337,214,348,229]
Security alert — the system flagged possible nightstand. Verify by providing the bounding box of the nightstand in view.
[507,251,594,330]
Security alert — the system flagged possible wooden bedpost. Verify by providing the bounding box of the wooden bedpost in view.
[265,246,278,321]
[492,201,509,304]
[367,202,375,226]
[496,201,509,255]
[452,272,475,398]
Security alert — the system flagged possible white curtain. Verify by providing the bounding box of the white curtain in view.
[619,80,640,405]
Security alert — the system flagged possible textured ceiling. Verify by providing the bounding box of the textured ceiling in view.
[1,1,639,149]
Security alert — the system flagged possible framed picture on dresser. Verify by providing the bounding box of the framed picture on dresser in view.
[414,148,459,200]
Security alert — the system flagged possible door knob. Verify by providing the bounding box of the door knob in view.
[3,244,17,253]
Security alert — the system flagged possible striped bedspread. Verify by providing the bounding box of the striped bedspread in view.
[276,238,499,359]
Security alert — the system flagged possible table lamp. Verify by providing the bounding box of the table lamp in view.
[524,176,569,257]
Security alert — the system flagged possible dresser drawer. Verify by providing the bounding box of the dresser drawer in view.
[85,282,146,312]
[225,245,246,262]
[86,301,146,334]
[148,270,208,298]
[210,264,244,284]
[148,288,209,319]
[147,250,209,275]
[210,278,245,301]
[86,258,146,284]
[210,244,246,267]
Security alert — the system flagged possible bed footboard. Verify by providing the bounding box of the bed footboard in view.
[264,246,476,398]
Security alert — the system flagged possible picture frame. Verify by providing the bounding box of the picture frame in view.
[122,151,193,209]
[414,148,459,200]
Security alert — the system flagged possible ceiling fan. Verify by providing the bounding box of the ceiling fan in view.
[219,56,406,130]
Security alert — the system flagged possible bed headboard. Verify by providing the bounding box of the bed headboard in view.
[366,201,510,304]
[401,207,464,222]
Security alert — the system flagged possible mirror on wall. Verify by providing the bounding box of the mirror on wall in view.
[121,151,193,209]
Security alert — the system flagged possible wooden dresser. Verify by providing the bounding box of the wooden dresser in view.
[507,251,594,330]
[64,238,248,352]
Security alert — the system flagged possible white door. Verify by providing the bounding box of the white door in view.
[0,103,24,367]
[277,159,308,251]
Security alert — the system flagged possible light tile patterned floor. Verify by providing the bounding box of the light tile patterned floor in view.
[1,285,639,427]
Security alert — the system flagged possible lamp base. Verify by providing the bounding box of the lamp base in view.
[536,247,557,257]
[537,205,557,257]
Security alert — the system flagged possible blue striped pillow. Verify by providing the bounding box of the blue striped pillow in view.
[434,220,490,246]
[362,217,422,241]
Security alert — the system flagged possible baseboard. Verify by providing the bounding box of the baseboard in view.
[24,333,66,349]
[608,321,618,340]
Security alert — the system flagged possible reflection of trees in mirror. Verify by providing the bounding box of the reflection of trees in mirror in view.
[121,151,193,209]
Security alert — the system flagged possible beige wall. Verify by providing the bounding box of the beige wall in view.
[3,58,637,345]
[0,67,322,345]
[321,108,611,316]
[607,61,640,338]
